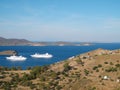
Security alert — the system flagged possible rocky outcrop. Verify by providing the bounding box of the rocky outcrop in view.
[0,50,17,55]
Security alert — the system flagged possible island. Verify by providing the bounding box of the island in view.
[0,50,17,56]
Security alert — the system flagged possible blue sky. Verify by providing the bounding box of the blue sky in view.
[0,0,120,42]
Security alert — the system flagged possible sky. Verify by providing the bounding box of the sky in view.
[0,0,120,42]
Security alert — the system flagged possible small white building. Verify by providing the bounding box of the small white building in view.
[103,76,109,80]
[69,56,75,60]
[116,79,120,83]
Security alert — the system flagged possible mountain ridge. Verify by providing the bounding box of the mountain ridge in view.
[0,37,92,46]
[0,37,31,46]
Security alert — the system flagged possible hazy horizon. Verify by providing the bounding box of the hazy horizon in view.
[0,0,120,42]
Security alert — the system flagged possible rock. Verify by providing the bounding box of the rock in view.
[0,50,17,55]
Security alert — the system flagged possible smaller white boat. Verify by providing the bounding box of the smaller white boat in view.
[6,55,27,61]
[31,53,53,58]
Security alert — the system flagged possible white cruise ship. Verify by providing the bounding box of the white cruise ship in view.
[6,55,27,61]
[31,53,53,58]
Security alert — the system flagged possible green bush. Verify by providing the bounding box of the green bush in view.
[98,64,102,68]
[115,64,120,68]
[105,67,117,72]
[88,86,96,90]
[40,76,46,81]
[110,62,114,65]
[56,85,62,90]
[93,66,98,70]
[104,62,108,64]
[84,69,89,76]
[63,63,71,72]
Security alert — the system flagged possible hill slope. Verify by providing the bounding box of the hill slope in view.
[0,37,31,46]
[0,48,120,90]
[50,48,120,90]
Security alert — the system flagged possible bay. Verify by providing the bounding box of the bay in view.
[0,43,120,69]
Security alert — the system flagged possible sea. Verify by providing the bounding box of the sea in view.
[0,43,120,69]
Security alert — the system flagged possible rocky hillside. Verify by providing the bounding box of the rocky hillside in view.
[0,48,120,90]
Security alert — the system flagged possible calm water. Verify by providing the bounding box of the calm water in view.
[0,43,120,69]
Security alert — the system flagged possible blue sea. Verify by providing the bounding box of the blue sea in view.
[0,43,120,69]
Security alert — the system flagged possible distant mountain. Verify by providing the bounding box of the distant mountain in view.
[0,37,93,46]
[0,37,31,46]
